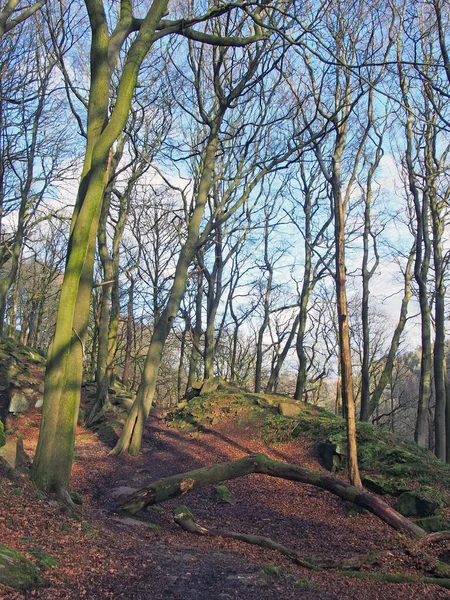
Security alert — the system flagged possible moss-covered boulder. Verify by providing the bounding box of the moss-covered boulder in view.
[200,377,223,395]
[8,392,30,414]
[395,491,440,517]
[362,475,408,497]
[0,436,31,472]
[413,515,448,533]
[278,402,302,418]
[317,441,344,472]
[0,544,43,591]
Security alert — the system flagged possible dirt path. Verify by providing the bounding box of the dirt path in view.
[2,405,450,599]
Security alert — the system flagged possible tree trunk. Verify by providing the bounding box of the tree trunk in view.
[332,132,362,489]
[398,55,432,449]
[430,164,446,460]
[112,119,222,456]
[186,269,203,391]
[122,273,134,390]
[31,0,171,493]
[368,247,414,417]
[266,313,299,393]
[178,327,187,403]
[359,127,381,421]
[294,300,309,401]
[255,213,273,394]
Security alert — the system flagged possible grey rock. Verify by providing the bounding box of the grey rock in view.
[396,491,440,517]
[0,437,31,471]
[110,486,139,499]
[9,392,30,413]
[318,441,344,472]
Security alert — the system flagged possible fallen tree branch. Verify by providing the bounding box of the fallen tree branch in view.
[419,531,450,545]
[173,506,450,590]
[118,453,425,538]
[335,571,450,589]
[173,506,375,571]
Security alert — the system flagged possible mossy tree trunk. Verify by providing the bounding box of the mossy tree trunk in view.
[31,0,172,493]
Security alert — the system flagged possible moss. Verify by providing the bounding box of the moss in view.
[0,420,5,448]
[0,544,43,590]
[165,390,272,432]
[173,505,195,521]
[413,515,448,533]
[214,484,237,505]
[70,491,83,506]
[26,545,59,569]
[362,475,408,496]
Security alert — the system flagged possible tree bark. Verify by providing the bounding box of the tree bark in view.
[332,127,362,488]
[186,267,203,391]
[266,313,299,394]
[255,211,273,393]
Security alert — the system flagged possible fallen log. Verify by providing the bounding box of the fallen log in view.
[118,453,425,538]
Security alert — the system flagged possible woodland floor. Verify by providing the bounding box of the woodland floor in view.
[2,389,450,599]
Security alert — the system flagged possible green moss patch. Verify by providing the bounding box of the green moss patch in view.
[0,421,5,448]
[0,544,43,591]
[164,390,272,432]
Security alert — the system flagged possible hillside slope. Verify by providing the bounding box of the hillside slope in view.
[1,350,450,598]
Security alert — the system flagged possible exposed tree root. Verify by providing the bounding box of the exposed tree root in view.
[173,506,375,571]
[334,571,450,589]
[118,453,425,538]
[419,531,450,545]
[173,506,450,590]
[56,487,82,521]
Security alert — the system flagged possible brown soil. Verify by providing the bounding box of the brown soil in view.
[1,395,450,600]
